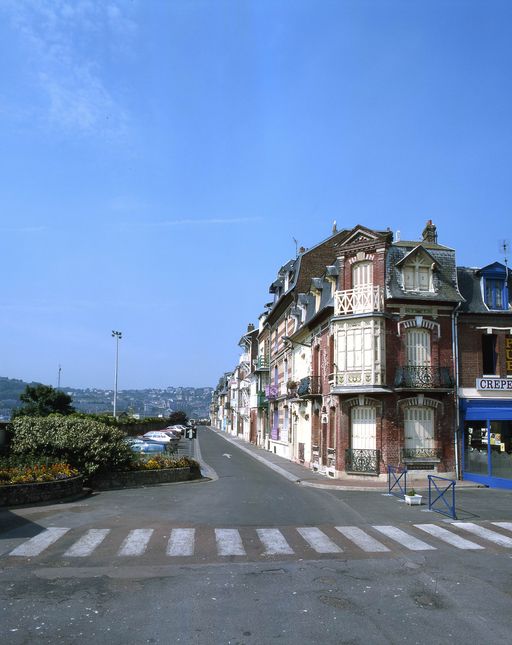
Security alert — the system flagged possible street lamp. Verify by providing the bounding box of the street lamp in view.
[112,330,122,418]
[282,335,311,348]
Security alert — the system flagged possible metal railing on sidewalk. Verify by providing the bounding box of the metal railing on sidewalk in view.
[428,475,457,519]
[387,465,407,498]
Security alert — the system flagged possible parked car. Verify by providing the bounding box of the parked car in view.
[167,425,186,436]
[143,431,179,448]
[123,437,168,456]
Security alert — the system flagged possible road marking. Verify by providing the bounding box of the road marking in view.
[167,528,195,556]
[414,524,484,549]
[335,526,390,552]
[222,453,231,459]
[373,526,436,551]
[492,522,512,533]
[257,528,294,555]
[9,527,70,557]
[215,529,246,556]
[118,529,154,556]
[63,529,110,557]
[452,523,512,548]
[297,527,342,553]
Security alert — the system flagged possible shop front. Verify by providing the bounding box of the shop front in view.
[461,398,512,489]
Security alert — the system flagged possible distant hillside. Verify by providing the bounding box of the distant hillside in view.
[0,377,213,421]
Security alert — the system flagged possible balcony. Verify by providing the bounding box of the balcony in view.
[265,384,279,400]
[297,376,322,397]
[394,366,454,389]
[401,448,442,463]
[345,449,380,475]
[330,369,386,389]
[253,356,270,371]
[257,391,268,409]
[334,286,384,316]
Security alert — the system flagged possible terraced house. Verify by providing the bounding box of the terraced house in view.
[211,221,505,484]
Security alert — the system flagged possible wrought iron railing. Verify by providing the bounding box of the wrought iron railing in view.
[401,448,442,461]
[253,356,269,370]
[394,366,453,388]
[334,286,384,316]
[345,449,380,474]
[297,376,322,396]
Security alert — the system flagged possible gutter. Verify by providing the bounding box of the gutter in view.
[452,302,462,479]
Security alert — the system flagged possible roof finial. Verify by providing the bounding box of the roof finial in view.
[332,220,337,234]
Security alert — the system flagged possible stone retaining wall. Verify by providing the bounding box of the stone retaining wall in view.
[89,465,202,490]
[0,475,84,507]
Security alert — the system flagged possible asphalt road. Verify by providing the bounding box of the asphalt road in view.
[1,426,512,644]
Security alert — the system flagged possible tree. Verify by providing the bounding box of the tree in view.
[14,384,75,417]
[168,410,188,425]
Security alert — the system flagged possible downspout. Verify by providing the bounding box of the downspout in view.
[452,302,462,479]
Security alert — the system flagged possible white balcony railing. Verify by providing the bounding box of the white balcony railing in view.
[334,286,384,316]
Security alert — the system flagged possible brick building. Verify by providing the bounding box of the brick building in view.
[457,261,512,488]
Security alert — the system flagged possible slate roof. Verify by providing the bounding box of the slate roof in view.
[386,242,463,303]
[457,265,512,313]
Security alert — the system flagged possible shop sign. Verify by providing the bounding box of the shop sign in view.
[476,378,512,391]
[507,338,512,374]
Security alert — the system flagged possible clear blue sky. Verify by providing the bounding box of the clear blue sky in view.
[1,0,511,390]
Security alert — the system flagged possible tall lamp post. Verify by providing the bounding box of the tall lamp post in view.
[112,330,122,418]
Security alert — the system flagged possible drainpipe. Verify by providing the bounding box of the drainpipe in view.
[452,302,462,479]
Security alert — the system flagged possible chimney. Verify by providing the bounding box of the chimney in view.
[298,246,306,254]
[247,323,255,332]
[422,220,438,244]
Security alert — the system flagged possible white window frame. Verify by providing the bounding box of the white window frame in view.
[406,328,431,367]
[402,257,433,292]
[404,407,434,450]
[351,406,376,450]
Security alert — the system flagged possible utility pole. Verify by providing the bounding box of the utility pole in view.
[112,330,122,418]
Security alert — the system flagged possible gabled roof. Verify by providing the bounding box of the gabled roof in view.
[386,242,463,303]
[394,245,440,268]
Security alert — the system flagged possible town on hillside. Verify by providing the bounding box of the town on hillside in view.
[0,378,213,421]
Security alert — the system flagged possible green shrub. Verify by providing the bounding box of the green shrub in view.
[10,415,135,476]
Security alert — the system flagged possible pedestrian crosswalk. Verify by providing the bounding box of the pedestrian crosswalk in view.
[5,521,512,562]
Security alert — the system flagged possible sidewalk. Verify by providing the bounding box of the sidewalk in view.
[209,428,480,492]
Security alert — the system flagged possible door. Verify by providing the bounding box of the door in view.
[351,407,376,450]
[352,261,373,313]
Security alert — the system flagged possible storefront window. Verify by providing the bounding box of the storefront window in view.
[464,421,488,475]
[490,421,512,480]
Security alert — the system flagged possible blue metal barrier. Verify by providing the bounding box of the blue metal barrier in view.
[428,475,457,519]
[388,465,407,498]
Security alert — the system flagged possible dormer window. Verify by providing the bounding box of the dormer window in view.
[478,262,509,311]
[402,257,433,292]
[484,278,505,310]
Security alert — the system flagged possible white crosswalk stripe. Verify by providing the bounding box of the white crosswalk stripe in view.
[452,522,512,548]
[9,527,70,557]
[215,529,246,556]
[414,524,484,550]
[492,522,512,533]
[167,528,195,556]
[373,525,436,551]
[64,529,110,557]
[297,527,342,553]
[257,528,294,555]
[7,522,512,561]
[335,526,389,552]
[118,529,154,556]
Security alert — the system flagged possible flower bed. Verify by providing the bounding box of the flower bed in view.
[89,466,201,490]
[0,474,84,507]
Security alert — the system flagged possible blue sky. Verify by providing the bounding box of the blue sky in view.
[1,0,511,390]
